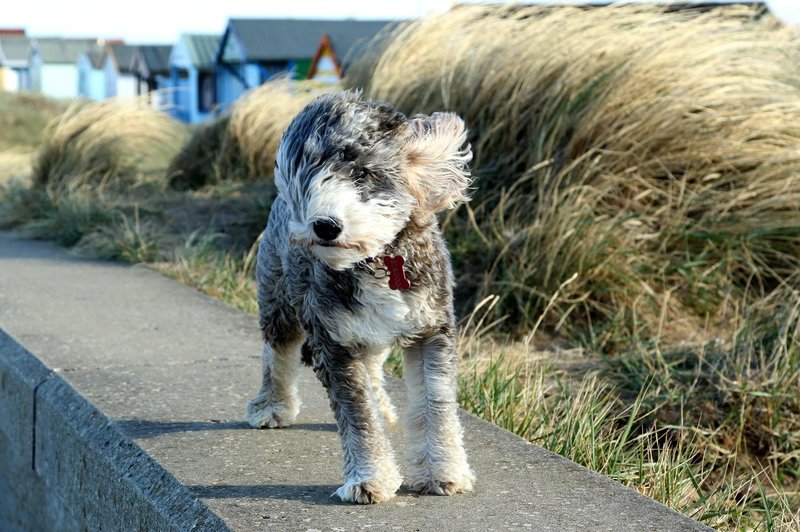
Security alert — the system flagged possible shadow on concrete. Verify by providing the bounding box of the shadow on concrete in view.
[285,422,338,433]
[189,483,421,506]
[115,419,337,438]
[189,483,344,505]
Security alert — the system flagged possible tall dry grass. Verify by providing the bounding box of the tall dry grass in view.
[345,5,800,526]
[34,98,187,190]
[0,91,67,181]
[0,91,66,152]
[168,79,321,189]
[167,116,235,189]
[2,98,187,249]
[348,3,800,347]
[227,78,321,179]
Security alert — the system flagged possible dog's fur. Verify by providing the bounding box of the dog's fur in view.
[245,91,475,504]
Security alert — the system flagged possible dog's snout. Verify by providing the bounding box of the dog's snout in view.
[313,218,343,241]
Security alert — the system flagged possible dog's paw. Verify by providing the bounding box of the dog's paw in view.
[245,398,295,429]
[408,469,475,495]
[410,478,472,495]
[333,477,401,504]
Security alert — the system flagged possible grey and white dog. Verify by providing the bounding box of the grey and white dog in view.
[245,91,475,504]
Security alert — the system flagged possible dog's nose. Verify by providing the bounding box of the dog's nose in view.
[312,218,343,241]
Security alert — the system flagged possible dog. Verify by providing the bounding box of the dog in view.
[245,91,475,504]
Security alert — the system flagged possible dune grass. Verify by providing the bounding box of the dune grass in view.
[0,97,189,254]
[2,4,800,529]
[33,98,187,190]
[0,91,66,180]
[167,116,234,190]
[0,91,66,151]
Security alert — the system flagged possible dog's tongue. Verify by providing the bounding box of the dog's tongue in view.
[383,256,411,291]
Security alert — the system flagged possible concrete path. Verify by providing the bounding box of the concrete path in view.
[0,231,710,531]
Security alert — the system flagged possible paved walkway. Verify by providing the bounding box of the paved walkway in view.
[0,232,709,530]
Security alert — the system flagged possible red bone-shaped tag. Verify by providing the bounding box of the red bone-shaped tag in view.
[383,256,411,291]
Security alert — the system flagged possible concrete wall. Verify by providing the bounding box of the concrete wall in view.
[0,330,225,532]
[0,331,77,531]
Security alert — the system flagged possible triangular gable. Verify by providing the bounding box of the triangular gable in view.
[218,24,246,64]
[307,34,342,81]
[107,43,136,73]
[132,45,172,78]
[130,48,148,77]
[79,50,105,70]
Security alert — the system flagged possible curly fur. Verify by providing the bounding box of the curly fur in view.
[245,91,475,504]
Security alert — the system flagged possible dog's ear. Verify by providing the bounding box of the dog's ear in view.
[403,113,472,214]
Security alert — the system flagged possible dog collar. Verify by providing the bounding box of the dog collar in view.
[357,255,411,291]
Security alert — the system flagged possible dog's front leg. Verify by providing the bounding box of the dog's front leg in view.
[245,337,303,428]
[404,331,475,495]
[313,342,402,504]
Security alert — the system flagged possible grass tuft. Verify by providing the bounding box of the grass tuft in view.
[34,98,187,190]
[152,232,259,314]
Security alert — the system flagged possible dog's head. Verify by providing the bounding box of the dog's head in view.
[275,91,472,270]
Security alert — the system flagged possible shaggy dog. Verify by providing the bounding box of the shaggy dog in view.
[245,91,475,504]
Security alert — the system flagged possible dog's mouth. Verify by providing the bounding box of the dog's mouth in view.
[304,238,371,271]
[309,239,364,251]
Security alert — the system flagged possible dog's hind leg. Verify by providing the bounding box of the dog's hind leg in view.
[404,330,474,495]
[311,336,402,503]
[367,349,398,427]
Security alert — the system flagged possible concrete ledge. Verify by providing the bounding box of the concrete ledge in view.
[0,232,710,531]
[0,331,226,531]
